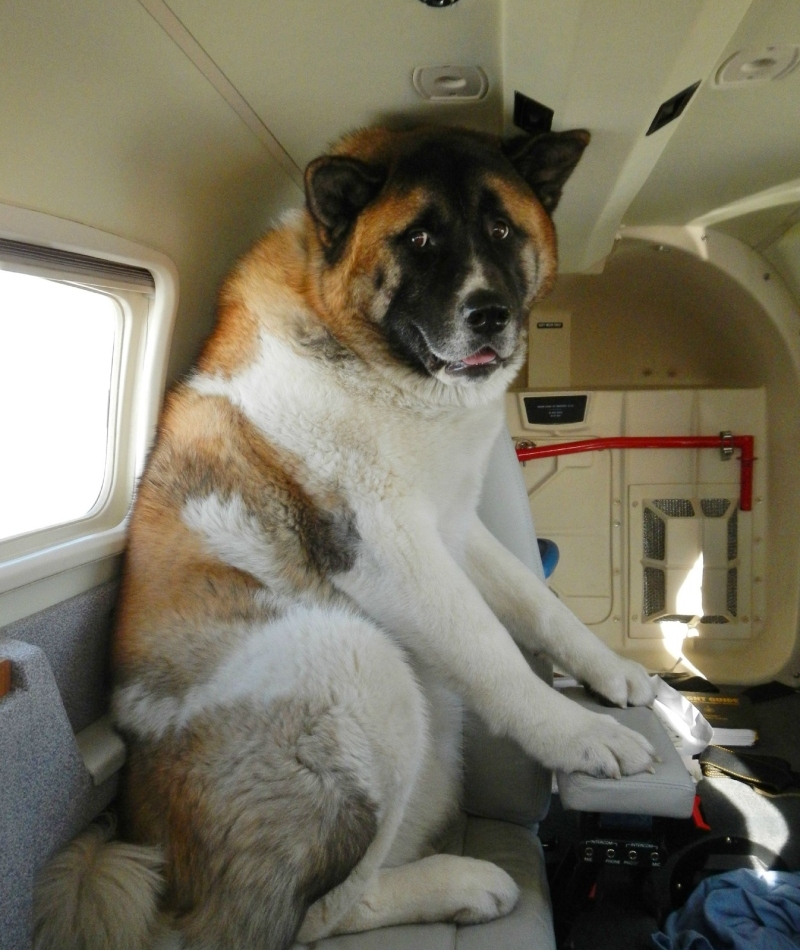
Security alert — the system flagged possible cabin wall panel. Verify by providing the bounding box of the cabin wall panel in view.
[512,239,800,684]
[0,0,301,383]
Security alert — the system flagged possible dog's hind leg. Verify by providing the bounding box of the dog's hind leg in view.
[296,787,418,943]
[303,854,519,938]
[128,607,431,950]
[292,640,434,943]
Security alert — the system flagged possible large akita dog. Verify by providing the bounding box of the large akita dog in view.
[35,125,656,950]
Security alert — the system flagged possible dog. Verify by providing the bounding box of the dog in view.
[34,124,656,950]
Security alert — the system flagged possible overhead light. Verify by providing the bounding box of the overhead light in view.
[417,0,460,6]
[714,45,800,88]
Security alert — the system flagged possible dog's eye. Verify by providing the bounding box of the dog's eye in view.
[490,220,510,241]
[408,229,430,249]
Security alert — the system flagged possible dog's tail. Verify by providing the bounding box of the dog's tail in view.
[33,817,165,950]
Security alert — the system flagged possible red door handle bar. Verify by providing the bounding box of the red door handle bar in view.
[515,435,755,511]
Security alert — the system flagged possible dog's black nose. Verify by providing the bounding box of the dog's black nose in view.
[463,291,511,336]
[466,305,510,335]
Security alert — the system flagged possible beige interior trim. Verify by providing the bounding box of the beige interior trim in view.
[690,177,800,231]
[137,0,304,191]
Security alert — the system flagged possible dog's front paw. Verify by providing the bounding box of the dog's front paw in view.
[559,711,656,778]
[583,656,657,708]
[447,859,520,925]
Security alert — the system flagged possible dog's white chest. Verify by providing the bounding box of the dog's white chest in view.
[191,334,505,560]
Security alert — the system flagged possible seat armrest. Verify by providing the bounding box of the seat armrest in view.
[76,713,126,786]
[555,689,696,818]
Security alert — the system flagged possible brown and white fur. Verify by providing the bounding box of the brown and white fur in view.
[34,125,656,950]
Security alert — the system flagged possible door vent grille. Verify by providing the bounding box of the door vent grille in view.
[701,499,730,518]
[727,568,738,617]
[643,508,666,560]
[728,510,739,561]
[640,497,739,625]
[653,498,694,517]
[643,566,666,616]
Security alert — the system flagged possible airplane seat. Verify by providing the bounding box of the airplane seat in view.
[0,587,122,950]
[305,430,697,950]
[306,428,558,949]
[0,428,691,950]
[0,428,559,950]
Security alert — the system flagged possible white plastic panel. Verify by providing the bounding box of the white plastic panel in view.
[527,310,572,389]
[511,391,624,634]
[506,389,767,653]
[523,449,613,625]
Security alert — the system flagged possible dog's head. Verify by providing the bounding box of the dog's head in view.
[304,125,588,391]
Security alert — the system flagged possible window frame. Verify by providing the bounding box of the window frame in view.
[0,204,178,599]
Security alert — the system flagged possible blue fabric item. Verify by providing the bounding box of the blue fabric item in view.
[537,539,560,579]
[652,869,800,950]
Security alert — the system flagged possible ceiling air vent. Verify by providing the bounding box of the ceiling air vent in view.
[714,46,800,88]
[413,66,488,101]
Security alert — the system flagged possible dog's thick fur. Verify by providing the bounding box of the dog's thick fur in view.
[34,125,656,950]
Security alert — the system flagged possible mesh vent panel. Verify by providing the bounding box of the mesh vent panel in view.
[727,568,738,616]
[653,499,694,517]
[643,508,666,561]
[728,509,738,561]
[643,567,666,618]
[700,499,730,518]
[636,493,748,630]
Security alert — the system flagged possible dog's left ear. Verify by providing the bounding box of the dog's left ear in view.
[305,155,387,249]
[502,130,590,215]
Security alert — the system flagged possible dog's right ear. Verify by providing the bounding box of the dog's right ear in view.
[305,156,387,252]
[503,130,590,215]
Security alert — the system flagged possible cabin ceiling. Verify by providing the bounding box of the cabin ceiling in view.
[158,0,800,271]
[1,0,798,310]
[624,0,800,232]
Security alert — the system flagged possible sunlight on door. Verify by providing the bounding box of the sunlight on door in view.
[661,552,705,676]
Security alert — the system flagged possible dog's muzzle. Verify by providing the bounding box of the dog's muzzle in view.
[445,289,518,375]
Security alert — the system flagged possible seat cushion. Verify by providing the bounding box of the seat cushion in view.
[304,815,555,950]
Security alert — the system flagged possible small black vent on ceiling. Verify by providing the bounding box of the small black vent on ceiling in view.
[646,81,701,135]
[513,91,554,136]
[418,0,459,6]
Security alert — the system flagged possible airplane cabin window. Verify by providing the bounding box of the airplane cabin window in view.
[0,270,117,541]
[0,217,177,619]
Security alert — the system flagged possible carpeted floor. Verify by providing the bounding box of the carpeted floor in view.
[541,688,800,949]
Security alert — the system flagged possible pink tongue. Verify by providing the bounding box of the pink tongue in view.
[462,348,497,367]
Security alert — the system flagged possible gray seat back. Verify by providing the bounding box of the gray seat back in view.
[0,585,121,950]
[465,430,552,827]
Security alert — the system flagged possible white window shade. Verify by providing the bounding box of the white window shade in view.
[0,238,155,293]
